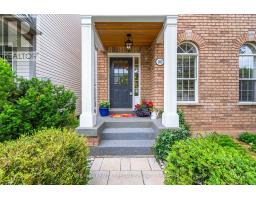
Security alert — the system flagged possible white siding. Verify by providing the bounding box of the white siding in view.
[35,15,81,114]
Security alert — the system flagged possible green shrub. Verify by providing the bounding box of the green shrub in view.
[0,129,90,184]
[177,108,190,131]
[239,132,256,144]
[0,58,16,111]
[164,134,256,185]
[153,109,190,161]
[153,128,190,161]
[0,58,78,142]
[251,144,256,153]
[239,132,256,153]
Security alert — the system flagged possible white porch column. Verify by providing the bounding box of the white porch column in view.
[79,16,96,127]
[162,16,179,128]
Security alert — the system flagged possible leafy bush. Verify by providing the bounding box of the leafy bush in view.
[239,132,256,144]
[177,108,190,131]
[0,59,16,111]
[164,134,256,185]
[0,58,78,142]
[153,109,190,161]
[153,128,190,161]
[239,132,256,153]
[251,144,256,153]
[0,129,90,184]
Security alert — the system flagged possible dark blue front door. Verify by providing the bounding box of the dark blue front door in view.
[110,57,133,108]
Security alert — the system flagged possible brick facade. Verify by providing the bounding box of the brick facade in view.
[96,15,256,135]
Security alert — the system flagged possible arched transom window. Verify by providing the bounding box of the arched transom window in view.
[239,43,256,102]
[177,42,198,102]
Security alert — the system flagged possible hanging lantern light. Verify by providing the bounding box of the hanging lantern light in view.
[125,33,133,51]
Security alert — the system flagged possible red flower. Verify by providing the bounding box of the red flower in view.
[142,99,147,105]
[148,101,154,108]
[135,104,141,109]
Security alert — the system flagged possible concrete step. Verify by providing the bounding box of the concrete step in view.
[90,140,155,156]
[102,128,156,140]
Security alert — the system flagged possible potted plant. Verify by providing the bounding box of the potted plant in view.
[135,99,154,117]
[99,100,110,117]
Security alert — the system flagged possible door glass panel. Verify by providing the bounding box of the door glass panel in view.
[112,60,129,86]
[134,56,140,97]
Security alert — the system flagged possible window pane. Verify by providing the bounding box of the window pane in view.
[252,56,256,78]
[189,56,196,78]
[189,80,195,90]
[183,91,189,101]
[189,91,195,101]
[239,80,256,102]
[135,57,139,65]
[177,56,183,78]
[177,80,182,90]
[183,80,188,90]
[177,91,182,101]
[240,44,256,54]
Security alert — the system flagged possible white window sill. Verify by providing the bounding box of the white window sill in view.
[238,102,256,106]
[178,102,200,106]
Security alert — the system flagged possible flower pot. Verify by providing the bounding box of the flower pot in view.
[150,111,158,120]
[99,107,109,117]
[135,110,151,117]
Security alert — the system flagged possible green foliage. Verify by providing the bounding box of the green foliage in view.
[0,58,78,142]
[0,58,16,111]
[177,108,190,131]
[239,132,256,144]
[239,132,256,153]
[153,128,190,161]
[0,129,90,185]
[153,108,190,161]
[99,100,110,108]
[164,134,256,185]
[251,144,256,153]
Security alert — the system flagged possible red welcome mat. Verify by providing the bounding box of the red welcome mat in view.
[111,113,136,118]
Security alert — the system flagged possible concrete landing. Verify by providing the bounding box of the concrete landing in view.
[89,156,164,185]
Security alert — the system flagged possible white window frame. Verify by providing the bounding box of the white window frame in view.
[177,42,199,104]
[239,42,256,104]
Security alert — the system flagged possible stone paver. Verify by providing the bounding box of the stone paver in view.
[89,156,163,185]
[90,158,103,171]
[121,158,131,170]
[108,171,143,185]
[130,158,151,170]
[89,171,109,185]
[142,170,164,185]
[100,158,121,170]
[148,157,161,170]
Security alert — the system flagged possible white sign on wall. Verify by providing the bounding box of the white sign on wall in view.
[155,58,164,66]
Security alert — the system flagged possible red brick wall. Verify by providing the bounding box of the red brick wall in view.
[97,15,256,135]
[150,43,164,108]
[97,46,152,108]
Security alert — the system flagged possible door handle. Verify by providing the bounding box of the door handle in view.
[129,92,133,96]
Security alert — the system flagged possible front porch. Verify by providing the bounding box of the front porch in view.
[77,16,180,151]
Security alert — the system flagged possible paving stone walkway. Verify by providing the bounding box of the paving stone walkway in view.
[89,156,164,185]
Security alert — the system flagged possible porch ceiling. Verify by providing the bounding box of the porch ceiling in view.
[95,22,163,47]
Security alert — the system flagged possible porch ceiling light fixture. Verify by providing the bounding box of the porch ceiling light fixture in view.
[125,33,133,51]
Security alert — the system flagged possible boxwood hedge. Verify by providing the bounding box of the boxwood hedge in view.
[0,129,90,185]
[164,134,256,185]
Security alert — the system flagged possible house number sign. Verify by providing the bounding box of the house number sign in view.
[155,58,164,66]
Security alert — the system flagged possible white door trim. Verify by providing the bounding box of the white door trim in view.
[107,53,141,110]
